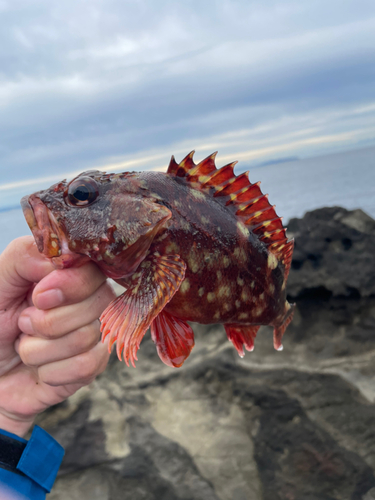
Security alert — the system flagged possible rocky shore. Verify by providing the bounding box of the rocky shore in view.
[36,206,375,500]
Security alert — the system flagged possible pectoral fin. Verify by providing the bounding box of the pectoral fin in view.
[100,254,186,367]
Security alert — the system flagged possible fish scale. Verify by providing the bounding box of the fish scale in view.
[21,151,295,368]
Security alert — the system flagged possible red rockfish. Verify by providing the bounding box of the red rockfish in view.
[21,152,295,368]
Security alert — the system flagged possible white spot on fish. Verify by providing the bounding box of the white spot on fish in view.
[166,242,180,254]
[237,221,250,238]
[233,246,247,263]
[267,253,278,270]
[237,277,244,286]
[235,300,241,308]
[239,312,248,319]
[254,306,263,317]
[218,285,231,298]
[181,220,191,231]
[191,189,206,201]
[222,255,230,268]
[207,292,216,302]
[180,279,190,294]
[189,258,199,274]
[198,287,205,297]
[156,232,168,242]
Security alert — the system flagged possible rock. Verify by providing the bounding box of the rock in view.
[364,488,375,500]
[287,207,375,298]
[36,207,375,500]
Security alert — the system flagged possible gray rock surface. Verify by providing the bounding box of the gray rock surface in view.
[287,207,375,298]
[36,206,375,500]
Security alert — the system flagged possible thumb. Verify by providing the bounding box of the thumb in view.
[0,236,54,311]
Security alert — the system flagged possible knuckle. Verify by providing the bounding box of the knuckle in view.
[75,322,101,352]
[76,352,99,380]
[38,367,58,387]
[18,337,36,366]
[35,313,56,338]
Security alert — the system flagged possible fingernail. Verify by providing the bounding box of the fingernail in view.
[19,315,34,335]
[35,289,64,310]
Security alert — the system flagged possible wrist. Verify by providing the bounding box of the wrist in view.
[0,412,34,438]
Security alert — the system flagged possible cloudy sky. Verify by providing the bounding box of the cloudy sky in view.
[1,0,375,207]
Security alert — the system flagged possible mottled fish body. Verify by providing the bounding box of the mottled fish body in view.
[21,152,294,368]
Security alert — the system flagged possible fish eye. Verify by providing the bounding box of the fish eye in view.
[66,177,99,207]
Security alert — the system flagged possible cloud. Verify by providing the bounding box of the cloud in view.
[0,0,374,196]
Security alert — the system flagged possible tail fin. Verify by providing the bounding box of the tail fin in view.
[273,302,295,351]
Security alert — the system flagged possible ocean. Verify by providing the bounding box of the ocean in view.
[0,145,374,254]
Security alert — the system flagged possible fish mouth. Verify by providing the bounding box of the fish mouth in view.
[21,194,62,258]
[21,194,91,269]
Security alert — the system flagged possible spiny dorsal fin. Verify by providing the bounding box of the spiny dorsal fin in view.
[167,151,293,279]
[167,151,217,178]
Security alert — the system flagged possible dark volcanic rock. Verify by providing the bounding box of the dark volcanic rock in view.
[36,207,375,500]
[287,207,375,298]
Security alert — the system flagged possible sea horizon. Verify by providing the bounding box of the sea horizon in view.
[1,143,374,253]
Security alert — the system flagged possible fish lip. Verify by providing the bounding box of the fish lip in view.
[21,194,62,258]
[21,194,91,269]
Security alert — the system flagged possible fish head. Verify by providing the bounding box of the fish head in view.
[21,170,171,277]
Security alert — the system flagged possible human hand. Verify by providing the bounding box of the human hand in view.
[0,236,115,437]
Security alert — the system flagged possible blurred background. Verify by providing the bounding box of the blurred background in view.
[0,0,375,252]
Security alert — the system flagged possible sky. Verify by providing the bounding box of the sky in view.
[1,0,375,209]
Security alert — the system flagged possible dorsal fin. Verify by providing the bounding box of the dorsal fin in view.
[167,152,293,279]
[167,151,217,178]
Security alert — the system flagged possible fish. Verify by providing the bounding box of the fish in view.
[21,151,295,368]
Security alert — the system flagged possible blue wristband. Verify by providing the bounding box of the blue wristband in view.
[0,426,64,498]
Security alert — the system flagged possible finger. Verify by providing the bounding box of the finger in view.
[38,341,110,386]
[16,320,101,367]
[0,237,54,310]
[18,281,115,339]
[33,262,109,310]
